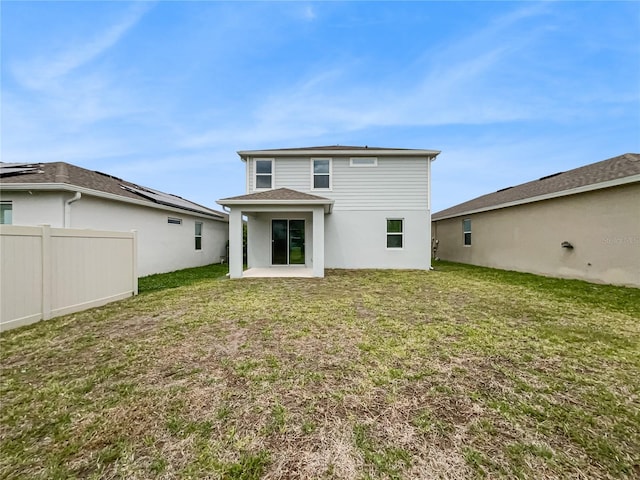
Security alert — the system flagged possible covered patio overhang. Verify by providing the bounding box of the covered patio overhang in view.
[217,189,334,279]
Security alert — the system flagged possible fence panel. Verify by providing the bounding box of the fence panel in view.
[0,225,137,331]
[0,226,44,328]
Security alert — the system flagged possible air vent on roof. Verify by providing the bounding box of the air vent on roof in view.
[496,186,513,193]
[538,172,564,181]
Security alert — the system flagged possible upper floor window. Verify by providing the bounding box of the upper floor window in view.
[1,201,13,224]
[463,218,471,246]
[168,217,182,225]
[312,158,331,189]
[386,219,404,249]
[255,159,273,189]
[195,222,203,250]
[350,157,377,167]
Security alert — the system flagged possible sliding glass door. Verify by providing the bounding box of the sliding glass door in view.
[272,220,288,265]
[288,220,305,265]
[272,219,305,265]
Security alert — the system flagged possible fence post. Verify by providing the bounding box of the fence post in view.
[41,225,52,320]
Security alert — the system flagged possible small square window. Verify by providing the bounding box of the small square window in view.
[350,157,377,167]
[386,219,403,249]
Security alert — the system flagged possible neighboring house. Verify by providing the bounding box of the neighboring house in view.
[1,162,228,276]
[218,145,440,278]
[432,153,640,287]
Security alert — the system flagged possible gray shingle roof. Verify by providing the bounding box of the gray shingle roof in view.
[0,161,227,219]
[219,188,332,202]
[432,153,640,220]
[237,145,441,158]
[244,145,399,151]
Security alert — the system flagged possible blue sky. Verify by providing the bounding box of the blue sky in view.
[2,1,639,212]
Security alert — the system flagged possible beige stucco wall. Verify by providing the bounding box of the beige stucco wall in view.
[432,183,640,287]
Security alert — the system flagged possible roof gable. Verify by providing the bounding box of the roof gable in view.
[433,153,640,220]
[218,188,334,213]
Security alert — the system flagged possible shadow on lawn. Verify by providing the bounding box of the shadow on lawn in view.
[433,260,640,317]
[138,263,229,294]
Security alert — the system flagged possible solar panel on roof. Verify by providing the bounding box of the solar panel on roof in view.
[0,163,42,177]
[1,163,34,168]
[120,184,223,218]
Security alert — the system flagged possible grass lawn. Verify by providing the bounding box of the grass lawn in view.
[1,262,639,479]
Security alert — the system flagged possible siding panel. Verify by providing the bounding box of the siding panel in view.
[249,156,429,210]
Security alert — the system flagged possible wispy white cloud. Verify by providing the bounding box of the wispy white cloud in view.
[2,0,637,211]
[177,3,562,150]
[301,4,317,21]
[2,2,157,163]
[11,2,153,91]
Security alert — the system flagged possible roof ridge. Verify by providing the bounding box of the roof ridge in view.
[54,162,70,183]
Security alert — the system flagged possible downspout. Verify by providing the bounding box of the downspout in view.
[64,192,81,227]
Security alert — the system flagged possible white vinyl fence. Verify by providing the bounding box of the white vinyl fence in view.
[1,225,137,331]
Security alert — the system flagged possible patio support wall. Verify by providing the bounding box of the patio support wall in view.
[312,206,325,277]
[228,208,244,279]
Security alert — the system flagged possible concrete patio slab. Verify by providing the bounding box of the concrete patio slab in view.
[242,267,315,278]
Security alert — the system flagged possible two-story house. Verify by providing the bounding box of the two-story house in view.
[217,145,440,278]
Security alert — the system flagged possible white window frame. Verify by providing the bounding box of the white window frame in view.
[463,218,472,246]
[311,158,332,190]
[386,218,404,250]
[349,157,378,167]
[195,221,203,251]
[0,201,13,225]
[168,217,182,225]
[255,158,274,190]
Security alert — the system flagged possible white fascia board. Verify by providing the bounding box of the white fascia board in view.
[432,175,640,221]
[238,149,441,159]
[217,198,334,213]
[0,183,228,222]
